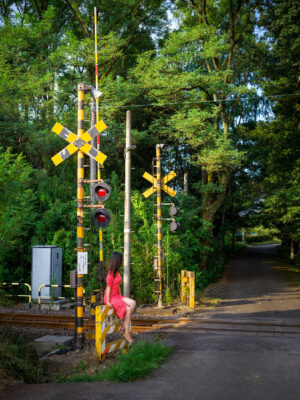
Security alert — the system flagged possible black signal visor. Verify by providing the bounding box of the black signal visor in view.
[93,208,111,228]
[94,182,111,202]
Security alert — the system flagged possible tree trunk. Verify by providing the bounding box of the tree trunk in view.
[290,239,294,259]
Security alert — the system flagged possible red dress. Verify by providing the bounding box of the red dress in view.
[104,271,127,319]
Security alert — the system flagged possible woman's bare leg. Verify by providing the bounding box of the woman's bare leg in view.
[122,297,136,313]
[121,298,136,342]
[123,306,133,343]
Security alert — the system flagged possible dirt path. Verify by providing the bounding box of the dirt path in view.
[198,244,300,321]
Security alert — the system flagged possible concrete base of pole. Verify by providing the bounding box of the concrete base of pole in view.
[76,335,84,350]
[157,296,163,308]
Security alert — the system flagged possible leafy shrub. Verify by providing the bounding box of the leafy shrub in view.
[245,235,273,244]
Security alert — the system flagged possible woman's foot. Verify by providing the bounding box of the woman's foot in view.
[123,331,134,343]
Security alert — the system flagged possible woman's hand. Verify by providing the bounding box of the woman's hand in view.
[106,286,112,309]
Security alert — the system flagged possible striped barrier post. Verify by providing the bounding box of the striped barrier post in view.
[95,305,131,360]
[181,270,195,309]
[0,282,32,308]
[91,293,96,318]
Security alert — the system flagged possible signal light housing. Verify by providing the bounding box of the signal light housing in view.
[170,220,180,233]
[157,143,170,152]
[93,208,111,228]
[169,205,180,217]
[94,182,111,202]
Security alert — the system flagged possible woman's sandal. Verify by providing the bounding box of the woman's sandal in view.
[123,332,134,343]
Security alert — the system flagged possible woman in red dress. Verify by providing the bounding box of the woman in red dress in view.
[104,252,136,343]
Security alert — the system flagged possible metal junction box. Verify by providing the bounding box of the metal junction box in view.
[31,246,62,300]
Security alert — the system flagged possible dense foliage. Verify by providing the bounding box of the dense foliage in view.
[0,0,299,302]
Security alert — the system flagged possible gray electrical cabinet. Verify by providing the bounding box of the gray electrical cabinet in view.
[31,246,63,300]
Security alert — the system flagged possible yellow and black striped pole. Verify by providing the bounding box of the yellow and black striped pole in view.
[156,144,163,307]
[76,82,85,349]
[142,146,177,306]
[94,7,105,302]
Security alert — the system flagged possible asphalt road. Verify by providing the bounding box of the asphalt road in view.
[2,245,300,400]
[197,244,300,322]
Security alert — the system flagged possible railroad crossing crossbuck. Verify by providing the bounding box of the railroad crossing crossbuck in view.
[142,170,177,198]
[50,120,107,166]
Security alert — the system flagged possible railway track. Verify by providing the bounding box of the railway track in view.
[1,312,300,338]
[149,318,300,338]
[0,312,160,332]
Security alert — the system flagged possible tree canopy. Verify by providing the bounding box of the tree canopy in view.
[0,0,299,301]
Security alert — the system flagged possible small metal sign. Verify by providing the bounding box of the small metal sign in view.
[70,270,77,288]
[78,252,88,275]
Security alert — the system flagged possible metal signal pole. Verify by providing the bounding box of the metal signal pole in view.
[142,145,176,306]
[94,7,105,302]
[90,98,97,199]
[156,144,163,307]
[76,83,85,349]
[123,111,134,297]
[49,82,108,349]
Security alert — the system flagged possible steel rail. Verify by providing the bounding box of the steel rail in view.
[0,313,156,332]
[152,325,300,338]
[0,312,161,324]
[2,313,300,337]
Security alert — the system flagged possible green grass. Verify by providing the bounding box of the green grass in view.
[64,340,172,383]
[249,239,281,246]
[0,290,14,307]
[231,242,247,252]
[0,328,43,383]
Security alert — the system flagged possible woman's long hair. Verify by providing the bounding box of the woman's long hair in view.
[107,252,122,277]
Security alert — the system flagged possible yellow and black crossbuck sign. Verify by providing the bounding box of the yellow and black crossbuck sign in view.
[50,121,107,166]
[142,171,177,198]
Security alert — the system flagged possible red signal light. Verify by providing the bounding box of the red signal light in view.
[169,205,180,217]
[170,220,180,233]
[96,188,107,198]
[97,213,107,223]
[93,208,111,228]
[94,182,111,202]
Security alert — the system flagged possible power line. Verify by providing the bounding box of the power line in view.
[98,93,299,110]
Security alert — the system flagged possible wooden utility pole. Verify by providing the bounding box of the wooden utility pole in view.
[184,170,188,196]
[124,111,135,297]
[290,240,295,259]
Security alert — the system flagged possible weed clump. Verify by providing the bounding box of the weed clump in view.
[0,328,43,383]
[65,340,172,382]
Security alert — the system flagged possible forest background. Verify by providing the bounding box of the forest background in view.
[0,0,299,304]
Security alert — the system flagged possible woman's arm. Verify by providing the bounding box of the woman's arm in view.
[106,286,113,308]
